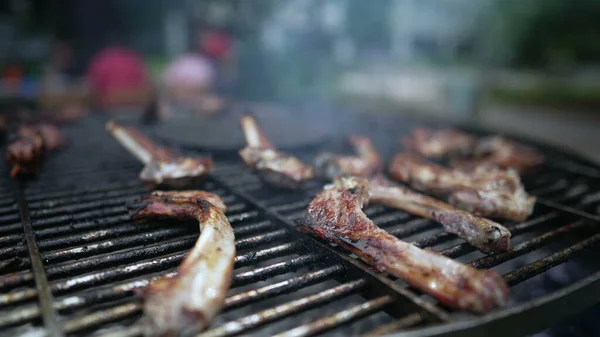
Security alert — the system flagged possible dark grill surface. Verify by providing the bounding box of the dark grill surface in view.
[1,115,599,337]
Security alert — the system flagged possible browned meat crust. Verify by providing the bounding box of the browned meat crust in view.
[131,191,234,336]
[369,175,510,253]
[403,127,476,158]
[106,121,212,187]
[239,115,314,189]
[314,136,382,180]
[389,153,535,222]
[402,128,544,173]
[6,124,65,177]
[303,176,509,313]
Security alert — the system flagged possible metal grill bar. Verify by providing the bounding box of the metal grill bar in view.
[0,230,298,307]
[199,280,367,337]
[363,313,424,336]
[224,265,344,310]
[0,241,304,328]
[505,232,600,286]
[16,186,63,337]
[470,220,590,269]
[272,296,394,337]
[49,256,328,334]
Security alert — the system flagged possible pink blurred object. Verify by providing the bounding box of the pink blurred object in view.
[87,47,149,108]
[201,31,232,61]
[163,54,214,100]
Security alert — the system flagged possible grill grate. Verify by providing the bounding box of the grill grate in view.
[1,116,599,337]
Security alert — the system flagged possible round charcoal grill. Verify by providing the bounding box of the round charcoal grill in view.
[0,111,599,337]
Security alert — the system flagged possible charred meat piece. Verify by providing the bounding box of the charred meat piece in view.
[239,115,314,189]
[403,127,544,172]
[131,191,234,336]
[313,136,509,252]
[6,124,65,177]
[314,136,382,180]
[390,153,535,222]
[106,121,212,187]
[403,127,477,158]
[450,136,545,173]
[369,175,510,253]
[303,176,509,313]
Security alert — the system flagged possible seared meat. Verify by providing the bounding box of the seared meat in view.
[303,176,509,313]
[35,124,66,150]
[6,124,65,177]
[106,121,212,187]
[312,135,509,252]
[314,136,382,180]
[403,128,543,172]
[403,127,476,158]
[131,191,234,336]
[239,115,314,189]
[369,175,510,253]
[390,153,535,222]
[450,136,545,173]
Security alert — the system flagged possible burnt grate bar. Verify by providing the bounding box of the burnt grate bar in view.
[504,232,600,286]
[16,185,64,337]
[273,295,395,337]
[199,280,367,337]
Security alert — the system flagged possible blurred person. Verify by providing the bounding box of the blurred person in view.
[199,27,236,93]
[86,46,151,109]
[40,41,88,123]
[162,26,233,116]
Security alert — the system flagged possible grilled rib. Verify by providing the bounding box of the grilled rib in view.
[6,123,66,177]
[369,175,510,253]
[239,115,314,189]
[313,136,510,252]
[106,121,212,187]
[314,136,382,180]
[450,136,545,173]
[390,153,535,222]
[131,191,234,336]
[403,128,544,172]
[303,176,509,313]
[403,127,476,158]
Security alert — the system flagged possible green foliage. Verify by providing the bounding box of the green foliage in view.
[499,0,600,68]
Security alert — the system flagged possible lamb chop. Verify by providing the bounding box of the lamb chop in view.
[390,153,536,222]
[403,127,476,158]
[303,176,509,313]
[450,136,545,173]
[403,127,544,172]
[106,121,212,187]
[239,115,314,189]
[130,190,234,336]
[314,136,510,252]
[314,136,382,180]
[369,175,510,253]
[6,123,66,177]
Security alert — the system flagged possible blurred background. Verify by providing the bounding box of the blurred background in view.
[0,0,599,161]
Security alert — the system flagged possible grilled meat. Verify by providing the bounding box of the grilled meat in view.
[303,176,509,313]
[314,136,382,180]
[390,153,535,222]
[312,135,509,252]
[131,191,234,336]
[450,136,545,173]
[403,128,543,172]
[403,127,477,158]
[239,115,314,189]
[369,175,510,253]
[6,124,65,177]
[106,121,212,187]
